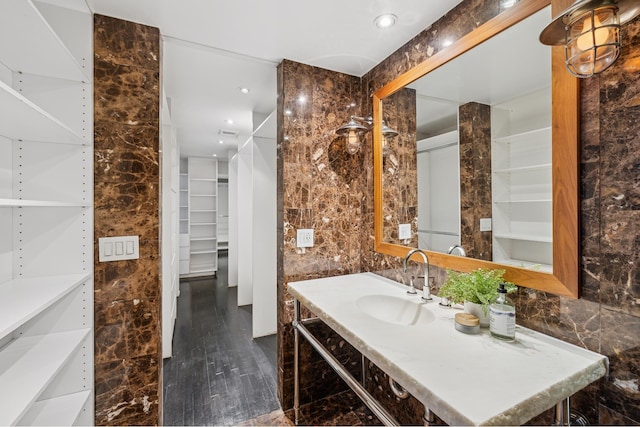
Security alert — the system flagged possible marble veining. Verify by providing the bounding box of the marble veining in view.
[94,14,161,426]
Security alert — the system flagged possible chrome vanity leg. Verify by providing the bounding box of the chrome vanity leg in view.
[423,405,436,426]
[554,398,570,426]
[293,298,301,425]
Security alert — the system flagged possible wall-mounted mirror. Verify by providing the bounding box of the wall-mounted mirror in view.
[373,0,579,297]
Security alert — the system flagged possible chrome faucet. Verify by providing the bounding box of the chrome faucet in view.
[447,244,467,257]
[403,248,432,301]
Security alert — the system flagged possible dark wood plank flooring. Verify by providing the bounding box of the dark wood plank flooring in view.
[163,254,279,426]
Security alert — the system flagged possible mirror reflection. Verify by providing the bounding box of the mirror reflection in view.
[382,6,553,272]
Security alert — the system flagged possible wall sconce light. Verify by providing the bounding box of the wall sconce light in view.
[539,0,640,78]
[335,116,369,154]
[335,116,399,155]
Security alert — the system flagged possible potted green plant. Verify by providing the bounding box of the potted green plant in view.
[438,268,517,327]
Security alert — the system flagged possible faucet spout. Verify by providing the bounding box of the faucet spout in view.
[403,248,432,300]
[447,244,467,257]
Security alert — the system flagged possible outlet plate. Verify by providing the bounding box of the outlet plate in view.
[297,229,314,248]
[398,223,411,240]
[480,218,492,232]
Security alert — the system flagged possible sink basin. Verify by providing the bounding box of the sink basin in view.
[356,294,435,326]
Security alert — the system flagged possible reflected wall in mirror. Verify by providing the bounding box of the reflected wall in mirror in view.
[373,0,579,297]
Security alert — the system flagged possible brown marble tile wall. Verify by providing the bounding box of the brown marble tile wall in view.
[277,60,366,412]
[94,15,161,426]
[380,89,418,246]
[458,102,492,260]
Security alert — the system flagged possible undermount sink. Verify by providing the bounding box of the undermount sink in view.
[356,294,435,326]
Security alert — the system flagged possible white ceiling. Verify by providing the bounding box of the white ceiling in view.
[87,0,465,158]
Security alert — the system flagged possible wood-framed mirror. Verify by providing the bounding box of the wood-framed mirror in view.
[373,0,579,297]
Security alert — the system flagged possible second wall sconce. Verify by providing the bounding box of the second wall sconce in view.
[539,0,640,77]
[335,115,399,155]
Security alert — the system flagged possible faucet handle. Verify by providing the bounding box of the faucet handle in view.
[407,275,418,295]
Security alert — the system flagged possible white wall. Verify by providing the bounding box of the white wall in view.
[236,139,253,306]
[251,136,277,337]
[161,96,180,358]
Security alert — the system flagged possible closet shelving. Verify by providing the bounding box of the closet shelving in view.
[491,90,552,272]
[0,0,93,425]
[187,158,218,276]
[179,172,190,275]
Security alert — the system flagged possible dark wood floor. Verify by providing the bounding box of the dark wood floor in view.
[163,254,280,426]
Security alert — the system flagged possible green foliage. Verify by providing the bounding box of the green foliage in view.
[437,268,517,307]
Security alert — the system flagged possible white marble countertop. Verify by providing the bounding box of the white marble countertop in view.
[288,272,608,426]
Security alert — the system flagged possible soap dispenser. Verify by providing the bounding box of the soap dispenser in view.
[489,283,515,341]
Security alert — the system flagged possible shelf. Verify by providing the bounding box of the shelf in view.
[494,163,551,174]
[17,390,91,426]
[0,81,88,144]
[180,219,188,222]
[190,178,216,182]
[189,267,217,274]
[191,209,215,213]
[0,0,89,82]
[494,199,552,204]
[191,223,216,226]
[496,258,552,273]
[0,198,90,208]
[0,273,90,341]
[0,328,91,426]
[492,126,551,144]
[494,232,552,243]
[190,250,217,255]
[190,237,217,242]
[190,194,216,197]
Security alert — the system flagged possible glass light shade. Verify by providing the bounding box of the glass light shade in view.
[565,7,620,77]
[346,130,361,154]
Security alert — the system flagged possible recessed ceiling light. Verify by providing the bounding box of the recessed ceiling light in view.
[239,87,250,94]
[213,154,217,157]
[374,13,397,29]
[225,119,234,125]
[219,140,224,144]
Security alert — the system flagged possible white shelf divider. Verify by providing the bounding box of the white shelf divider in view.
[17,390,91,426]
[0,328,91,426]
[0,81,88,145]
[0,0,89,82]
[0,198,91,208]
[493,163,551,174]
[494,232,552,243]
[492,126,551,144]
[0,273,90,341]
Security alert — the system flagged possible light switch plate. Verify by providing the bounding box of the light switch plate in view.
[99,235,140,262]
[480,218,492,232]
[297,229,314,248]
[399,223,411,240]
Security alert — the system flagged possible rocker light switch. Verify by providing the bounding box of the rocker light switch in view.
[99,236,140,262]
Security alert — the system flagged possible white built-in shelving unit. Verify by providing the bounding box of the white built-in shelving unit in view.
[186,157,218,276]
[491,88,552,272]
[179,171,190,275]
[0,0,94,425]
[217,161,229,251]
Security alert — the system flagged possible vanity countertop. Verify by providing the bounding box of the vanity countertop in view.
[288,272,608,426]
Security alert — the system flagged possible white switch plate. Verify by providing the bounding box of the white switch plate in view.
[398,223,411,240]
[480,218,492,232]
[297,229,314,248]
[99,235,140,262]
